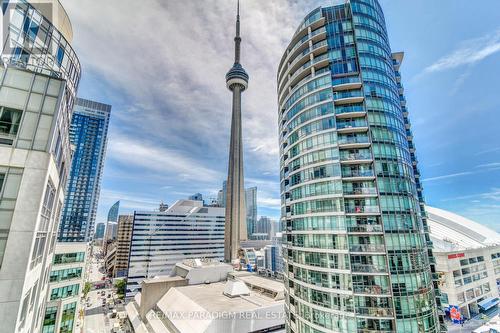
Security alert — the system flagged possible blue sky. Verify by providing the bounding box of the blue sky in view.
[60,0,500,231]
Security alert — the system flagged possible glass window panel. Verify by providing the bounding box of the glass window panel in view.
[33,114,53,150]
[32,76,48,93]
[41,96,57,114]
[27,93,43,111]
[46,79,61,96]
[17,111,38,141]
[4,70,33,90]
[0,87,28,109]
[2,173,22,199]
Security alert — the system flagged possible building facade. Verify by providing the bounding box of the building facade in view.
[426,206,500,321]
[115,214,133,277]
[0,1,81,332]
[277,1,441,332]
[58,98,111,242]
[44,242,87,333]
[94,222,105,240]
[126,200,225,298]
[246,186,257,239]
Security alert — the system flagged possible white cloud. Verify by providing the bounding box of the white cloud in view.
[422,171,473,182]
[423,29,500,74]
[107,133,222,183]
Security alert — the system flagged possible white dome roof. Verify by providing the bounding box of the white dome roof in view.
[426,206,500,251]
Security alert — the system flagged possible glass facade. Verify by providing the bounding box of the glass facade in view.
[107,200,120,222]
[278,1,442,332]
[53,251,85,265]
[58,98,111,242]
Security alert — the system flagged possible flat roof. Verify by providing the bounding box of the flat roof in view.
[172,281,281,312]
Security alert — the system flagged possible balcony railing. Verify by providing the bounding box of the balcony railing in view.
[353,285,390,295]
[343,188,377,196]
[337,121,368,130]
[342,170,375,178]
[338,136,370,145]
[334,90,364,100]
[332,76,362,86]
[350,244,385,252]
[351,263,387,274]
[347,224,383,233]
[340,153,372,161]
[335,105,365,115]
[356,307,394,317]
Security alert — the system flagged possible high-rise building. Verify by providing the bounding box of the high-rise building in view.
[115,215,133,277]
[103,200,120,248]
[58,98,111,242]
[245,186,257,238]
[256,216,272,238]
[126,200,225,298]
[94,222,105,239]
[224,0,249,263]
[278,1,442,332]
[107,200,120,222]
[0,1,81,331]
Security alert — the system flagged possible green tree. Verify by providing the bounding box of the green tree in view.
[83,282,92,297]
[114,279,126,298]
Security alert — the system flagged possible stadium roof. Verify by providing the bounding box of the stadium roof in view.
[427,206,500,252]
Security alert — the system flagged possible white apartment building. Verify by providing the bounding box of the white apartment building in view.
[427,206,500,320]
[44,242,87,333]
[126,200,225,297]
[0,1,81,331]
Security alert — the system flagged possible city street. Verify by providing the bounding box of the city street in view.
[81,248,126,333]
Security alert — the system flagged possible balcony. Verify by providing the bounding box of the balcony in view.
[353,285,390,295]
[332,76,362,91]
[352,263,387,274]
[337,121,369,134]
[340,153,372,164]
[334,90,364,105]
[338,135,370,149]
[356,307,394,318]
[350,244,385,253]
[342,170,375,180]
[399,95,406,106]
[343,187,378,197]
[347,224,383,233]
[335,104,366,119]
[279,22,326,82]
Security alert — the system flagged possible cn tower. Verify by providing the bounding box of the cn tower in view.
[224,0,249,263]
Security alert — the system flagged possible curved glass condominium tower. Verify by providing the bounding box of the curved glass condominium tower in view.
[278,1,442,332]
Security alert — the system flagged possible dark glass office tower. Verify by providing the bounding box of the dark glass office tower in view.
[278,1,443,332]
[58,98,111,242]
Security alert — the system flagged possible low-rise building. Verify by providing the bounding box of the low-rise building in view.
[43,242,87,333]
[125,259,285,333]
[427,206,500,320]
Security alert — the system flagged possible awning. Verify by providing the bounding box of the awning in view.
[478,297,500,311]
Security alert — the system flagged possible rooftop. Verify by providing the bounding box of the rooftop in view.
[427,206,500,251]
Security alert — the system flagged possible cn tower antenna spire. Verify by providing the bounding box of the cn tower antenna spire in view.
[234,0,241,64]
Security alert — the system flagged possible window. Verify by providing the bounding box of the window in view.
[49,267,82,282]
[0,107,22,145]
[42,306,57,333]
[53,252,85,265]
[49,284,79,300]
[59,302,76,333]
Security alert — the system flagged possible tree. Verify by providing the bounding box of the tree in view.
[115,279,126,298]
[83,282,92,297]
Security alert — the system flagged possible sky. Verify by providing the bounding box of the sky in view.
[60,0,500,231]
